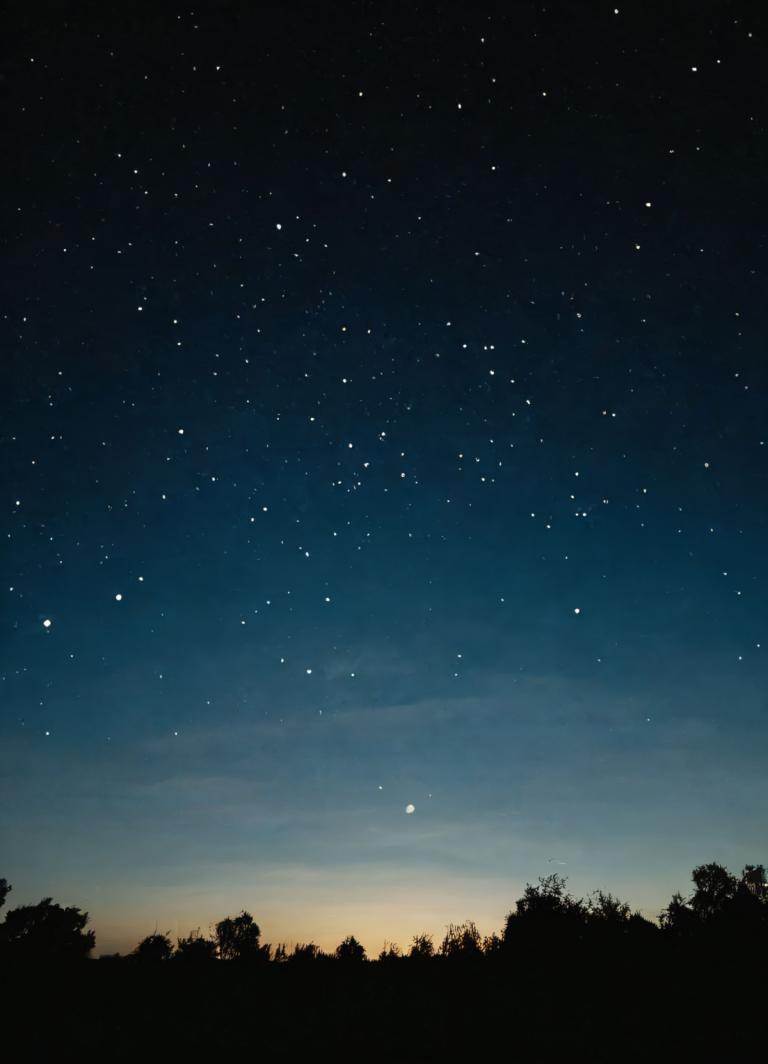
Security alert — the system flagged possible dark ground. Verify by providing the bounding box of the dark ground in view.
[5,948,765,1060]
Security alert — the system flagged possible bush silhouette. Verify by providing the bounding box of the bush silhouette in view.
[131,932,173,961]
[175,931,218,962]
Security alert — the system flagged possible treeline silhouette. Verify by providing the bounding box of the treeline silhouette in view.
[2,862,766,963]
[1,863,766,1058]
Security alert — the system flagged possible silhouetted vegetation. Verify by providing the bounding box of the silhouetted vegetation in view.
[174,930,218,963]
[131,932,174,962]
[0,895,95,961]
[214,909,271,962]
[2,862,766,1057]
[334,934,367,962]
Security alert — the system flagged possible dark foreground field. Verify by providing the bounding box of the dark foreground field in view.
[4,947,765,1061]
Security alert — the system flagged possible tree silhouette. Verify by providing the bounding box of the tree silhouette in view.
[740,864,768,900]
[408,932,434,960]
[0,897,95,960]
[378,941,402,962]
[585,889,658,947]
[439,920,483,960]
[0,879,10,911]
[482,932,503,956]
[289,941,321,963]
[334,935,366,962]
[175,931,218,962]
[690,862,738,920]
[587,889,631,923]
[724,865,768,939]
[503,873,586,951]
[659,862,768,946]
[215,911,269,962]
[131,932,173,961]
[659,891,698,937]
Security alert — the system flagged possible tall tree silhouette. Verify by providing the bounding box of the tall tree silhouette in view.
[0,879,10,911]
[0,897,95,960]
[659,891,698,937]
[378,941,402,962]
[660,862,768,942]
[439,921,483,960]
[335,935,366,962]
[289,941,321,963]
[482,932,503,956]
[690,862,738,920]
[503,873,586,952]
[585,889,658,947]
[215,911,269,962]
[408,932,435,960]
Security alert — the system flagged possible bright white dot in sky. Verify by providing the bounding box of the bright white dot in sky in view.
[177,428,184,435]
[574,607,581,614]
[115,593,123,601]
[306,668,312,675]
[405,803,416,814]
[276,223,282,230]
[42,618,52,628]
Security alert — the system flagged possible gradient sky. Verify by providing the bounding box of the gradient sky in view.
[2,4,767,956]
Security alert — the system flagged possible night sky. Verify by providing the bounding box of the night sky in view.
[2,4,767,956]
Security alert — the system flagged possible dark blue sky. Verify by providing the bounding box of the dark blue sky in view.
[2,3,767,954]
